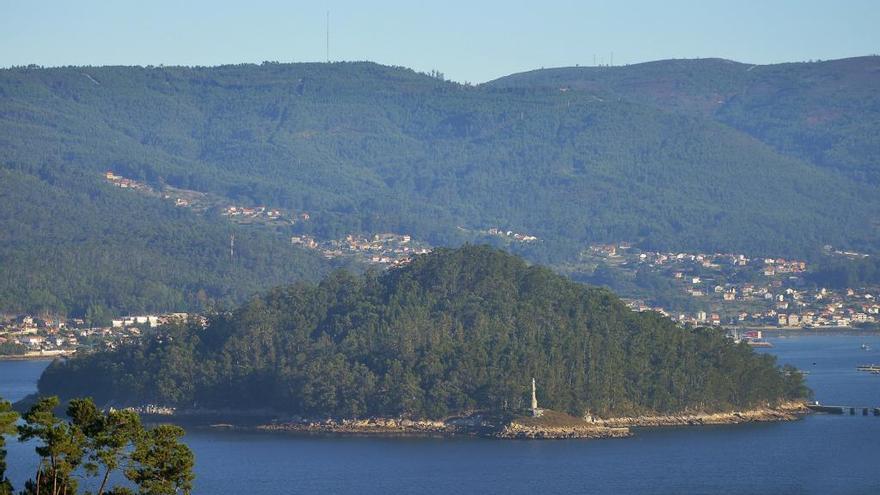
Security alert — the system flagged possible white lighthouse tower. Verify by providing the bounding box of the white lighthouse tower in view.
[530,377,543,417]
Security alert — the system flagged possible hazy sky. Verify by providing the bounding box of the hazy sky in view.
[2,0,878,82]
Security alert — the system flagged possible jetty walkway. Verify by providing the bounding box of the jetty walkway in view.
[807,403,880,416]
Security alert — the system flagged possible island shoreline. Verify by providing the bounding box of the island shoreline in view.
[133,402,809,440]
[588,401,809,429]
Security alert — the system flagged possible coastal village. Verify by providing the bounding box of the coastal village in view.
[0,312,204,358]
[6,238,876,359]
[1,174,436,358]
[5,174,872,361]
[585,242,879,329]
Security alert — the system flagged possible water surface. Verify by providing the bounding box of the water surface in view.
[2,333,879,494]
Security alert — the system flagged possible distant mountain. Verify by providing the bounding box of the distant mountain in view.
[489,56,880,184]
[37,246,809,418]
[1,59,878,315]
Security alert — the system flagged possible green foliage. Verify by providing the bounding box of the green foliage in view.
[491,56,880,184]
[0,342,28,357]
[1,60,878,315]
[808,256,880,288]
[0,167,336,317]
[127,426,194,495]
[68,399,144,495]
[0,400,18,495]
[4,395,194,495]
[39,246,809,419]
[18,396,85,495]
[570,263,704,313]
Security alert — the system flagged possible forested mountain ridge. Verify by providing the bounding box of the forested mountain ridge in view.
[2,59,878,316]
[490,56,880,184]
[37,246,808,419]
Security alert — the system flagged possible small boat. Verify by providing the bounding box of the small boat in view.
[856,364,880,372]
[861,344,872,351]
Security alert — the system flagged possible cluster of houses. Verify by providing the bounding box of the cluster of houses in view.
[760,287,879,328]
[105,170,437,269]
[221,205,310,223]
[292,232,431,266]
[0,312,201,358]
[627,291,879,329]
[591,243,878,329]
[486,228,539,243]
[105,171,311,225]
[825,245,871,259]
[105,171,152,192]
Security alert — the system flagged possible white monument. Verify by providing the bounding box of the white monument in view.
[530,377,543,417]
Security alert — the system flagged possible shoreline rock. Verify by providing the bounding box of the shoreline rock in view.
[258,417,456,437]
[125,402,809,440]
[256,415,633,440]
[0,354,66,361]
[590,402,810,428]
[495,422,631,439]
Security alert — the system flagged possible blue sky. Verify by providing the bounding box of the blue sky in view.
[2,0,878,82]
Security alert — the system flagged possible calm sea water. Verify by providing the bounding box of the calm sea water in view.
[2,332,879,494]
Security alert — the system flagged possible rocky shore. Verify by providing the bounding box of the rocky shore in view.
[495,422,631,439]
[0,353,68,361]
[122,402,809,440]
[258,410,632,440]
[590,401,810,428]
[258,417,456,437]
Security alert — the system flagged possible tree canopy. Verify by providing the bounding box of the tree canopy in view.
[1,395,193,495]
[39,246,809,420]
[2,60,878,315]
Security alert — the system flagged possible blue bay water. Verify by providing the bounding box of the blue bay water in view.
[2,332,879,494]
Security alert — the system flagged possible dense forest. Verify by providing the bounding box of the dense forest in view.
[2,59,878,315]
[491,56,880,185]
[808,255,880,288]
[0,167,340,318]
[38,247,809,419]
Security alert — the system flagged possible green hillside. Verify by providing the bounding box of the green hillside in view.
[2,60,878,315]
[37,246,808,418]
[490,56,880,184]
[0,167,336,317]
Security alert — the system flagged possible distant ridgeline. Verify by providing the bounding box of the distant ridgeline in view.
[38,247,809,419]
[2,58,880,316]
